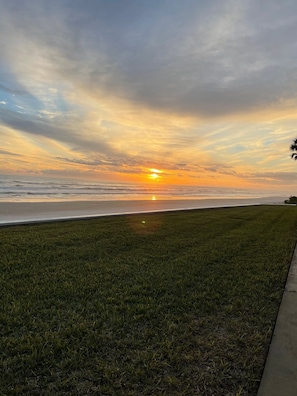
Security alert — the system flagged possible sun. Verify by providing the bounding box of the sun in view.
[150,173,159,179]
[148,168,162,180]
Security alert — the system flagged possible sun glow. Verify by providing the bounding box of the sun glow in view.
[150,173,159,179]
[148,168,162,180]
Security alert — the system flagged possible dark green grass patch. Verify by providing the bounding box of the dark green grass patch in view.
[1,205,297,395]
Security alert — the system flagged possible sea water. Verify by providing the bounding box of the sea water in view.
[0,174,284,202]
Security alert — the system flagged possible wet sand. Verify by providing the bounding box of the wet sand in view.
[0,197,286,225]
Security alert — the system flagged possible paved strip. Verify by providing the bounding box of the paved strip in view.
[257,244,297,395]
[0,199,272,227]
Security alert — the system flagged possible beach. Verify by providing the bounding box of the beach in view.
[0,196,285,225]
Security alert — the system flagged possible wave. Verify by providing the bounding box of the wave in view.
[0,174,284,202]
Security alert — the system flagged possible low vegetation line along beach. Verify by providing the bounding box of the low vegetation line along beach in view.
[1,205,297,395]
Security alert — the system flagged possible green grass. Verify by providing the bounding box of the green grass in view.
[1,205,297,395]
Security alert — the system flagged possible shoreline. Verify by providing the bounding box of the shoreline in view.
[0,197,286,226]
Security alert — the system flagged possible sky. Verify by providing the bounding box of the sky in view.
[1,0,297,192]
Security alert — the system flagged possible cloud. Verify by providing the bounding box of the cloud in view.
[245,171,297,184]
[0,107,116,156]
[0,82,31,96]
[2,0,297,120]
[56,153,200,177]
[0,149,21,156]
[56,157,111,167]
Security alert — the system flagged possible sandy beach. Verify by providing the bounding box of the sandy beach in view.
[0,196,286,225]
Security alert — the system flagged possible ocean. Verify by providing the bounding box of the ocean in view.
[0,174,284,202]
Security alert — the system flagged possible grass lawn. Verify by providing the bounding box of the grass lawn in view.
[1,205,297,395]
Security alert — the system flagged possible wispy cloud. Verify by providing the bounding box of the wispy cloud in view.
[0,149,21,157]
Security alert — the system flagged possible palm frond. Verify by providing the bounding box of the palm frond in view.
[290,139,297,159]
